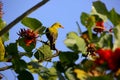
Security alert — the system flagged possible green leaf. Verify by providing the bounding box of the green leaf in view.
[108,9,120,26]
[81,12,89,27]
[59,51,78,65]
[0,19,9,41]
[65,68,76,80]
[34,44,52,61]
[80,13,95,40]
[91,7,107,22]
[38,26,46,34]
[0,37,5,61]
[55,62,65,73]
[81,59,94,71]
[5,43,18,56]
[34,50,44,60]
[28,61,48,73]
[17,38,35,52]
[38,67,57,80]
[12,59,27,73]
[0,19,6,29]
[97,32,113,49]
[64,32,86,53]
[21,17,42,30]
[74,68,88,80]
[28,61,42,69]
[47,67,57,80]
[93,1,108,15]
[1,32,9,41]
[81,12,95,28]
[113,25,120,50]
[17,70,34,80]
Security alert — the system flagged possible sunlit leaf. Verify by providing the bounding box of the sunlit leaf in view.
[39,76,43,80]
[113,24,120,50]
[38,67,57,80]
[48,67,57,75]
[64,32,86,53]
[0,19,6,29]
[34,44,52,61]
[0,19,9,41]
[21,17,42,30]
[0,19,6,61]
[17,70,34,80]
[97,32,113,49]
[0,38,5,61]
[93,1,108,15]
[59,51,78,65]
[91,6,107,22]
[80,13,95,39]
[21,17,46,34]
[81,12,95,28]
[65,68,76,80]
[47,67,57,80]
[74,68,88,80]
[108,9,120,26]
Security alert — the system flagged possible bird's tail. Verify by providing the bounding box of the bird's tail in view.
[50,42,56,50]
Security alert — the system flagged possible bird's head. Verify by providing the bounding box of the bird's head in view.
[52,22,64,29]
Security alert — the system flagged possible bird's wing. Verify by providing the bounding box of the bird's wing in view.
[46,28,58,50]
[46,28,58,43]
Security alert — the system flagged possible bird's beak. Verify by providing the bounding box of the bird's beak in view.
[61,26,64,28]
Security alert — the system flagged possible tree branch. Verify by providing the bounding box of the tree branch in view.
[0,0,49,36]
[0,65,12,71]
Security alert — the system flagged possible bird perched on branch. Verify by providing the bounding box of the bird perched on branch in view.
[45,22,64,50]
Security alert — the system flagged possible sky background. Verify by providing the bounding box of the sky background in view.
[0,0,120,80]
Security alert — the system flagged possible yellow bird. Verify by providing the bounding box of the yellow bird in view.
[45,22,64,50]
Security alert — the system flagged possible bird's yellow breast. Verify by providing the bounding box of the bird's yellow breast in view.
[49,27,58,35]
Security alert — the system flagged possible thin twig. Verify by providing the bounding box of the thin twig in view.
[76,21,82,35]
[37,39,49,45]
[0,0,49,36]
[0,65,12,71]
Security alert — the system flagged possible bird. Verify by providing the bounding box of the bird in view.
[45,22,64,50]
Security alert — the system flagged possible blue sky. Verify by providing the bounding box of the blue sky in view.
[1,0,120,80]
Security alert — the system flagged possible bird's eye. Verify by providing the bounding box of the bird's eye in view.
[59,25,61,27]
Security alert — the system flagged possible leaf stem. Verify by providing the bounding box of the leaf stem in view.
[0,0,49,36]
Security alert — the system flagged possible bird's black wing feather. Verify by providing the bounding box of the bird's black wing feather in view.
[45,28,56,50]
